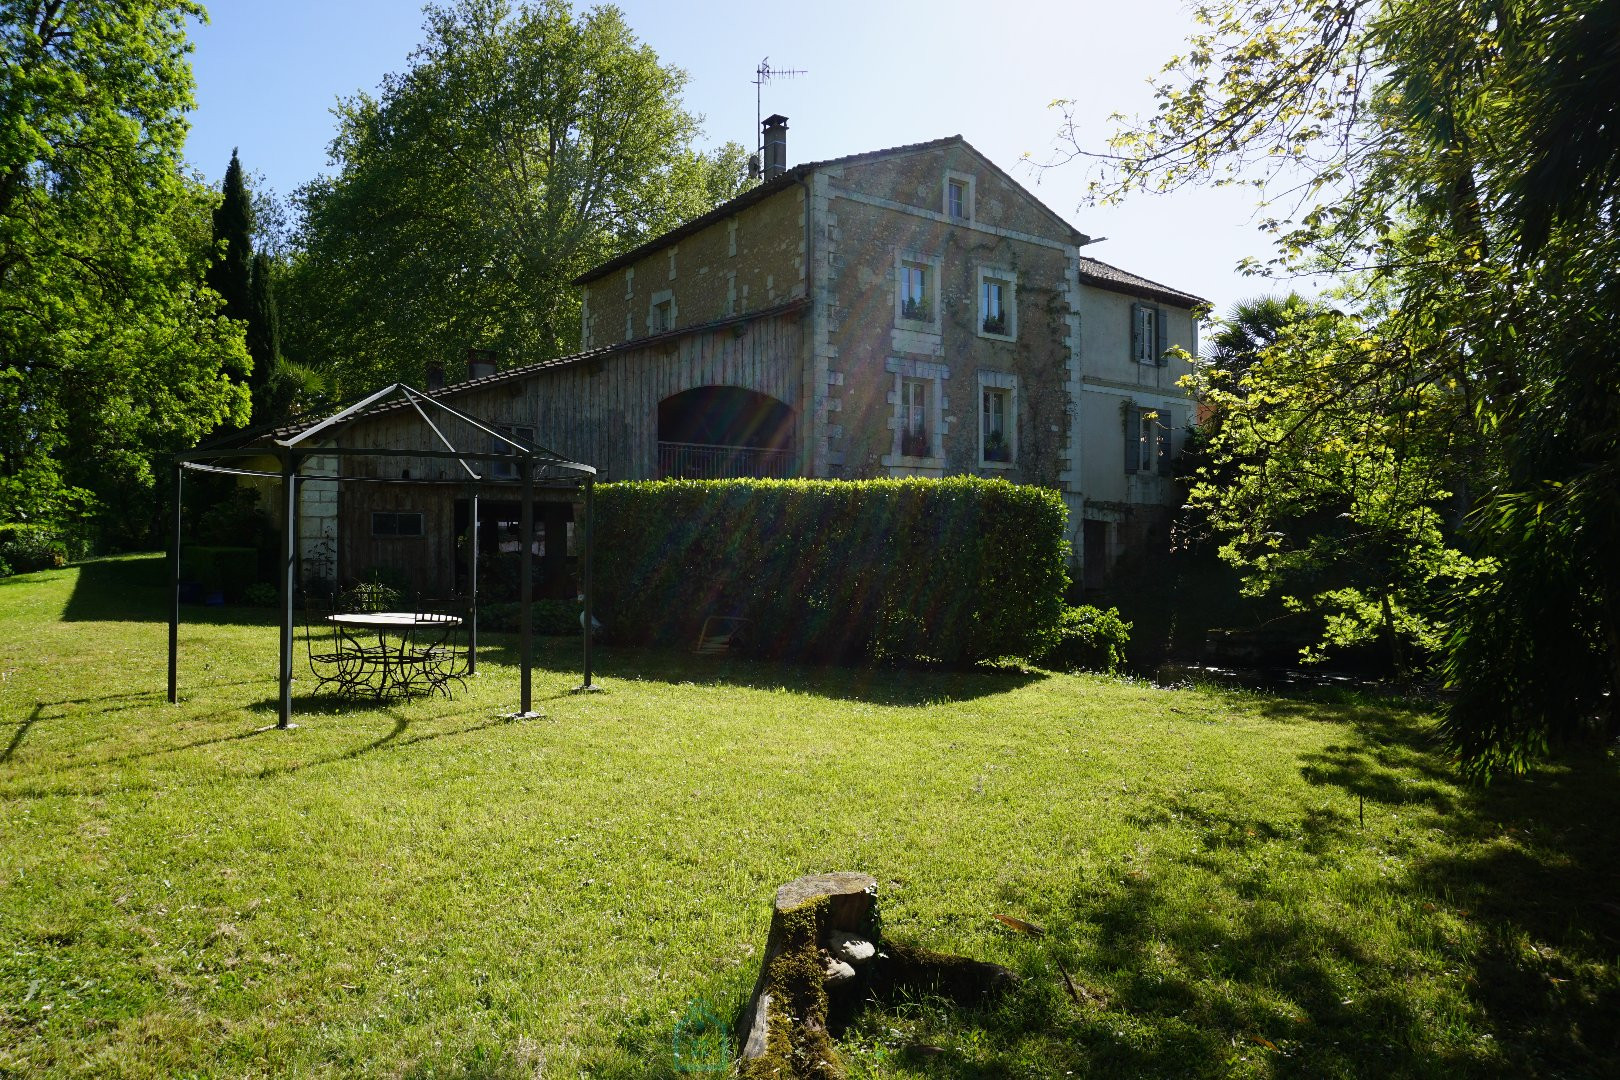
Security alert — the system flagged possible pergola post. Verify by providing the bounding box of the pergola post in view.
[581,477,595,691]
[168,461,183,704]
[277,451,299,730]
[520,465,534,713]
[467,484,479,676]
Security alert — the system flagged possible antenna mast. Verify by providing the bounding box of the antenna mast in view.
[753,56,806,158]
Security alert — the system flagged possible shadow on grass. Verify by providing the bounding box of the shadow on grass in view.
[824,705,1620,1078]
[475,636,1048,707]
[60,556,286,626]
[1,703,42,763]
[0,697,535,800]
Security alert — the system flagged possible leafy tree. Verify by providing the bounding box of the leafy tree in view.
[1060,0,1620,776]
[284,0,755,398]
[0,1,250,546]
[1189,296,1491,675]
[1204,294,1316,397]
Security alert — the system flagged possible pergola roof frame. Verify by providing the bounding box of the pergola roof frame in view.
[169,383,600,729]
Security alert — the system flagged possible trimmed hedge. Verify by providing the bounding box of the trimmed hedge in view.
[181,545,259,602]
[594,477,1069,665]
[479,599,581,635]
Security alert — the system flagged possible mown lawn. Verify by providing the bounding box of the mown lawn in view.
[0,556,1615,1078]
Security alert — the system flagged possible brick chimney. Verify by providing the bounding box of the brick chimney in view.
[466,348,498,381]
[425,361,446,392]
[762,114,788,180]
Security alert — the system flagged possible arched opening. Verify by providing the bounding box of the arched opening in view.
[657,386,795,479]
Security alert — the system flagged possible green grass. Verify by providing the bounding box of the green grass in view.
[0,555,1615,1078]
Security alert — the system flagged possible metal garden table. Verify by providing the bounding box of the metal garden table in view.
[325,611,464,698]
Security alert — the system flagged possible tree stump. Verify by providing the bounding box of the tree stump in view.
[738,873,1019,1079]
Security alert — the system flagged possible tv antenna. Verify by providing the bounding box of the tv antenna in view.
[753,57,806,161]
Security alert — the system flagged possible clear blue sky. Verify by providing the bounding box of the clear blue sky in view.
[184,0,1276,317]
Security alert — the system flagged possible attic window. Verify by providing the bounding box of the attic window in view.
[1132,302,1169,365]
[943,171,975,224]
[649,288,676,334]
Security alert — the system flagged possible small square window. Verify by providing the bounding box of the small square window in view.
[652,298,673,332]
[371,511,424,538]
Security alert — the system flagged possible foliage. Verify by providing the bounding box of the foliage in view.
[283,0,755,398]
[1039,604,1132,673]
[1061,0,1620,774]
[0,1,251,547]
[0,522,89,575]
[594,477,1070,665]
[180,545,259,601]
[207,152,309,426]
[338,566,412,612]
[241,581,279,607]
[206,150,254,346]
[193,487,271,546]
[476,599,579,635]
[1187,297,1493,674]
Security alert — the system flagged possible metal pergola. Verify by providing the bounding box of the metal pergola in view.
[168,383,599,729]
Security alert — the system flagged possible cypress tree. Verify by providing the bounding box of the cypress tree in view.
[206,149,254,380]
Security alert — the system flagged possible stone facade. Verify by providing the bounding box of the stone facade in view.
[570,134,1205,580]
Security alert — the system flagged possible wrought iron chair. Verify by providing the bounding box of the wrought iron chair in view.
[302,593,368,696]
[401,595,471,698]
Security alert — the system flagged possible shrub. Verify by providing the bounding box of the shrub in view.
[0,522,91,574]
[181,545,259,602]
[243,582,280,607]
[476,551,557,603]
[194,488,277,584]
[1040,605,1132,673]
[477,599,580,635]
[593,477,1069,665]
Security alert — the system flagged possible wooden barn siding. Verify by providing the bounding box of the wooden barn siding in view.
[337,482,457,596]
[329,313,806,589]
[338,312,806,483]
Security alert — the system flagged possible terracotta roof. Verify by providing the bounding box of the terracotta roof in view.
[575,134,1088,285]
[1078,256,1207,309]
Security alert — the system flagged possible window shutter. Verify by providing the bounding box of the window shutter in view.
[1123,404,1139,473]
[1157,410,1173,475]
[1156,308,1171,365]
[1130,304,1143,362]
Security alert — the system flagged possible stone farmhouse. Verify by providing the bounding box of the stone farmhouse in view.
[309,119,1204,594]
